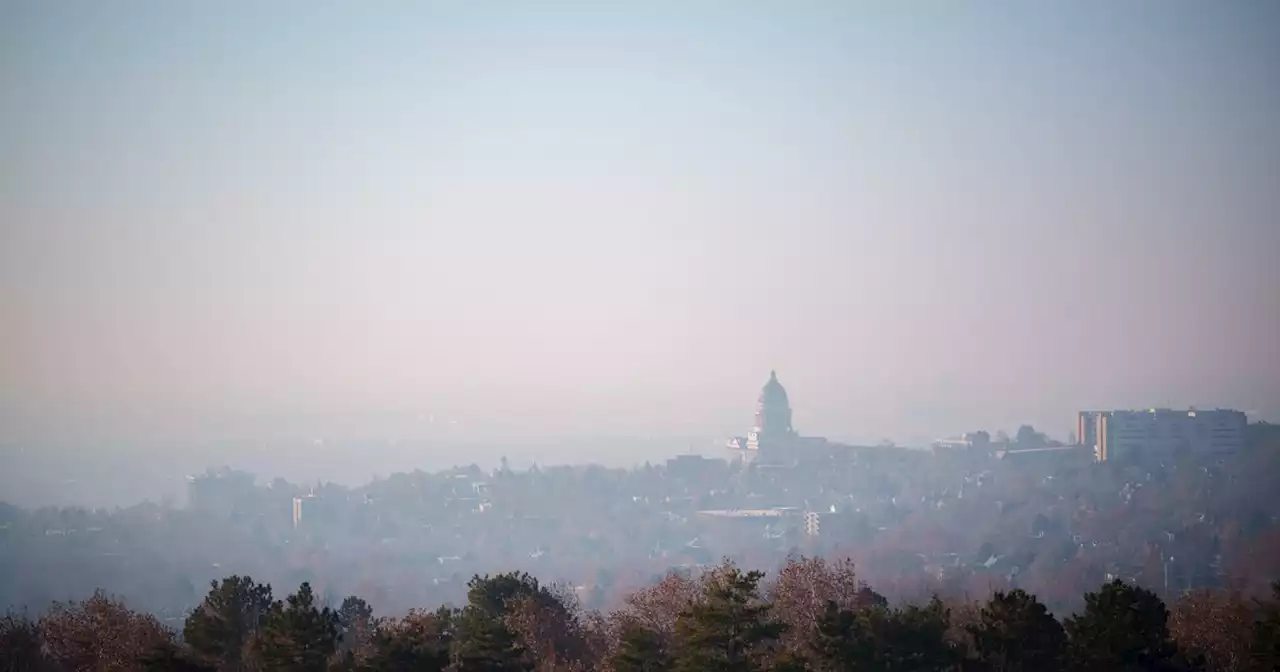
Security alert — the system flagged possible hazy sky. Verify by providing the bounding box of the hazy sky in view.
[3,1,1278,454]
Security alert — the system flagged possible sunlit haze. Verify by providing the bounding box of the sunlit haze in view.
[3,2,1278,494]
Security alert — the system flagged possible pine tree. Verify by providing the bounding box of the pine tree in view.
[808,601,875,671]
[335,595,375,663]
[808,598,959,671]
[449,574,535,671]
[672,565,784,672]
[254,582,340,672]
[613,623,673,672]
[0,611,55,672]
[1065,580,1178,672]
[451,609,528,672]
[968,589,1066,672]
[182,575,273,672]
[876,598,960,671]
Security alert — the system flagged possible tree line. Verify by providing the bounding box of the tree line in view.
[3,556,1279,672]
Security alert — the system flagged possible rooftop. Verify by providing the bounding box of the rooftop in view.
[696,507,801,518]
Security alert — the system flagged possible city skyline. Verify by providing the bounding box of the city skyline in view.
[3,5,1279,663]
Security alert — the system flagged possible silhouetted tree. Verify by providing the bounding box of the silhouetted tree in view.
[671,564,784,672]
[450,573,535,671]
[451,611,528,672]
[336,595,376,663]
[364,607,454,672]
[967,589,1066,672]
[503,583,589,670]
[0,611,55,672]
[808,598,959,671]
[1065,580,1178,672]
[877,598,961,671]
[613,623,673,672]
[1015,426,1045,449]
[808,601,875,671]
[183,575,273,671]
[254,582,340,672]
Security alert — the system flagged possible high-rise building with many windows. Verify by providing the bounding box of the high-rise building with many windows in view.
[1077,408,1246,462]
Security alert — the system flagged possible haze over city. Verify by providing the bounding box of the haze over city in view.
[3,2,1279,500]
[7,6,1280,671]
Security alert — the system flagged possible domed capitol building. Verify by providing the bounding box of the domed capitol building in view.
[726,371,832,464]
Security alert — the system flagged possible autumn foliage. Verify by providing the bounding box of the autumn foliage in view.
[3,561,1280,671]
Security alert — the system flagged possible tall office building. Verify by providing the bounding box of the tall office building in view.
[1078,408,1246,463]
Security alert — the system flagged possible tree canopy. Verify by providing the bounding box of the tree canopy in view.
[6,558,1280,672]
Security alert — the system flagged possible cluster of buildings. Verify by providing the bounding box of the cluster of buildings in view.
[14,371,1260,616]
[705,371,1253,570]
[728,370,1250,468]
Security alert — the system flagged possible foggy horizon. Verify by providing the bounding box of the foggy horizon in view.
[4,2,1279,472]
[6,7,1280,661]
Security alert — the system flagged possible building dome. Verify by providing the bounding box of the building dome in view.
[755,370,794,437]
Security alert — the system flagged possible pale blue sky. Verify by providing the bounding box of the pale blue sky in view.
[2,1,1278,456]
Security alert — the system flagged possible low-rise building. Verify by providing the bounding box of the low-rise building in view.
[931,431,992,453]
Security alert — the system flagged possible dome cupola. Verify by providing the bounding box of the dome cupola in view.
[754,370,794,437]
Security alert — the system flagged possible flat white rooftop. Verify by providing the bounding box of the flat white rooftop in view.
[696,507,800,518]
